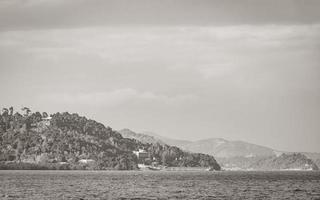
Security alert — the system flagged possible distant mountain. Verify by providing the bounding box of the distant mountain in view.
[142,132,277,158]
[119,129,165,145]
[120,130,319,171]
[0,107,221,170]
[249,153,318,171]
[142,131,192,148]
[218,153,319,171]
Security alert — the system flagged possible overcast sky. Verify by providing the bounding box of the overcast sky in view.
[1,0,320,152]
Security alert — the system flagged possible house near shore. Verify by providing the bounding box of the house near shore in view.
[79,159,95,164]
[42,116,52,126]
[133,149,149,163]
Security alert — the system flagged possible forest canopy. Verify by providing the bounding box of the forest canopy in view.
[0,107,221,170]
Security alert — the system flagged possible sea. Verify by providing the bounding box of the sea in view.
[0,170,320,200]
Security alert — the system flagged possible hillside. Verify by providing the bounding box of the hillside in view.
[119,129,165,145]
[142,131,192,148]
[122,130,319,171]
[218,153,319,171]
[249,153,318,171]
[0,107,221,170]
[183,138,277,158]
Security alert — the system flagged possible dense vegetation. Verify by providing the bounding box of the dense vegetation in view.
[119,129,220,168]
[217,153,319,170]
[249,153,319,170]
[119,128,319,171]
[0,107,220,170]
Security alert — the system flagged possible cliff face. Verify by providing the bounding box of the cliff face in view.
[0,108,221,170]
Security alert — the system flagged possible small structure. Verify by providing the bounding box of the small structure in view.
[42,116,52,126]
[79,159,95,164]
[133,149,149,163]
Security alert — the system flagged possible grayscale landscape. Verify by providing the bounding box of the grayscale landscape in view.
[1,0,320,199]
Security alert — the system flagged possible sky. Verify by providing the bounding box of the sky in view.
[0,0,320,152]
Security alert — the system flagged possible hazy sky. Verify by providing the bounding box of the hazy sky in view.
[1,0,320,152]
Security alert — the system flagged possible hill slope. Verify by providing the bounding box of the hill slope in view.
[0,107,221,170]
[249,153,318,170]
[140,131,277,158]
[119,129,165,145]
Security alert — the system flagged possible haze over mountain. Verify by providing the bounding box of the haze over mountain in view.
[140,131,279,158]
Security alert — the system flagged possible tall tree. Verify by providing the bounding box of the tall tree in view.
[1,108,9,131]
[42,112,48,118]
[9,107,13,116]
[2,108,8,115]
[21,107,31,116]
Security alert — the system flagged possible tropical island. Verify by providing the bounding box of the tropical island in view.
[0,107,221,171]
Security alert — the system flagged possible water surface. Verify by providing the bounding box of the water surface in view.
[0,170,320,199]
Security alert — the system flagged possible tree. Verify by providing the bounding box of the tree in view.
[1,108,9,131]
[42,112,48,118]
[2,108,8,115]
[161,151,169,166]
[21,107,31,117]
[9,107,13,116]
[33,112,42,122]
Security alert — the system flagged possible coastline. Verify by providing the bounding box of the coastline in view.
[0,162,318,172]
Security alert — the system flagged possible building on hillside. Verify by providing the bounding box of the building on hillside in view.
[31,116,52,130]
[79,159,95,165]
[42,116,52,126]
[133,149,149,163]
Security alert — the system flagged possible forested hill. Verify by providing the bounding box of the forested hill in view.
[0,107,221,170]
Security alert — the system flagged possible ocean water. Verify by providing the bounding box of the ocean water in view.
[0,170,320,200]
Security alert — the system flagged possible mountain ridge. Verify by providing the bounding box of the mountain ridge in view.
[140,131,277,158]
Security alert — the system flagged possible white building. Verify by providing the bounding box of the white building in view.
[133,149,149,163]
[79,159,95,164]
[42,116,52,126]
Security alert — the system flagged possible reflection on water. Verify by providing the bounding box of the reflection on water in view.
[0,170,320,199]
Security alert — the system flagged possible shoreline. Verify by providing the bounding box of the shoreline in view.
[1,162,318,172]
